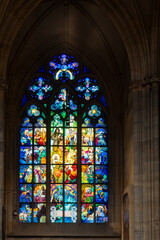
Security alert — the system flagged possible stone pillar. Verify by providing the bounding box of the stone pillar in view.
[130,77,160,240]
[0,80,6,240]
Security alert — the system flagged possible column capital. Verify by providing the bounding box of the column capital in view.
[130,76,160,91]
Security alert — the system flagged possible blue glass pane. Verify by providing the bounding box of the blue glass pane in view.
[81,204,94,223]
[35,118,46,127]
[50,184,63,203]
[64,204,77,223]
[29,77,53,100]
[95,147,108,164]
[76,78,99,100]
[95,118,107,127]
[64,184,77,202]
[19,184,32,202]
[50,204,63,223]
[95,204,108,223]
[20,128,33,145]
[95,128,107,146]
[49,54,79,81]
[99,95,107,107]
[82,118,93,127]
[88,105,101,117]
[19,204,32,223]
[27,105,40,117]
[95,185,108,203]
[21,118,32,127]
[20,165,32,183]
[20,146,32,164]
[95,166,108,184]
[21,95,29,107]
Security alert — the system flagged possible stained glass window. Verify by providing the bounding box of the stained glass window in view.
[19,54,108,223]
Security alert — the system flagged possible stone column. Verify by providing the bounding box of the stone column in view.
[0,80,6,240]
[131,77,160,240]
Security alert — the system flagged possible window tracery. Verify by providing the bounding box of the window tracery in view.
[19,54,108,224]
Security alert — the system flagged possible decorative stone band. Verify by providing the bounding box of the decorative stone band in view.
[129,76,160,91]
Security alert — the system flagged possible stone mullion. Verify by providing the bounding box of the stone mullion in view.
[150,82,160,240]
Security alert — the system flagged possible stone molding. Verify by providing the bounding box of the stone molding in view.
[129,76,160,91]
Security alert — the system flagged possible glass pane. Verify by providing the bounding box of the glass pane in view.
[82,118,93,127]
[95,118,107,127]
[35,118,46,127]
[19,165,32,183]
[34,128,46,145]
[34,165,46,183]
[51,146,63,164]
[95,204,108,223]
[34,146,46,164]
[95,128,107,146]
[19,204,32,223]
[95,147,108,164]
[50,165,63,183]
[64,204,77,223]
[34,184,46,202]
[19,184,32,203]
[95,166,108,183]
[20,128,33,145]
[50,184,63,203]
[81,147,94,164]
[81,184,94,203]
[51,128,63,145]
[81,204,94,223]
[65,114,77,127]
[64,184,77,203]
[81,128,94,146]
[21,118,32,127]
[81,165,94,184]
[20,146,32,164]
[95,185,108,203]
[51,114,63,127]
[65,128,77,145]
[65,165,77,183]
[65,146,77,164]
[50,204,63,223]
[33,204,46,223]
